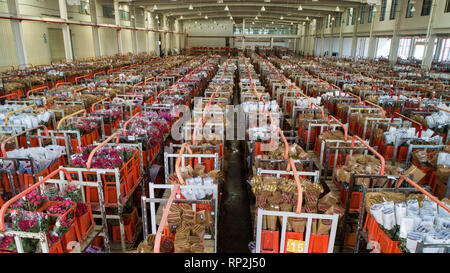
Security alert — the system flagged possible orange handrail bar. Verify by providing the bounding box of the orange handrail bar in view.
[86,133,120,169]
[75,74,90,84]
[328,115,348,140]
[122,112,142,137]
[112,76,124,85]
[345,91,362,104]
[311,102,324,119]
[429,104,450,113]
[391,112,423,138]
[364,100,386,118]
[351,135,385,175]
[132,82,144,93]
[395,176,450,213]
[90,97,111,112]
[94,79,108,89]
[330,83,342,96]
[289,158,303,214]
[174,143,193,186]
[26,86,48,98]
[0,168,73,231]
[1,125,49,157]
[54,82,72,88]
[153,184,180,253]
[0,93,21,101]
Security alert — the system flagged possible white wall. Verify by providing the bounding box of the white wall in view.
[310,1,450,59]
[184,19,233,48]
[0,0,180,66]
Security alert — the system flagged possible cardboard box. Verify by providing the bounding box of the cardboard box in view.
[403,165,426,184]
[436,165,450,185]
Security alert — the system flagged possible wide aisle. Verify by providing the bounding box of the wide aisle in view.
[217,75,253,253]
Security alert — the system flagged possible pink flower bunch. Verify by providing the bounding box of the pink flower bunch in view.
[0,236,15,251]
[46,233,60,246]
[47,200,75,215]
[75,203,88,217]
[69,146,136,169]
[159,111,174,122]
[92,108,123,123]
[24,189,48,211]
[18,219,37,231]
[66,119,99,135]
[141,111,158,119]
[11,199,24,210]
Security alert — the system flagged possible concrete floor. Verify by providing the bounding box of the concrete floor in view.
[217,74,254,253]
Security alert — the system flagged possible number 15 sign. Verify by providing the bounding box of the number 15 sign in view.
[286,239,305,253]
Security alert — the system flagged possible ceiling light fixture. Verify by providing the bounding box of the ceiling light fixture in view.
[188,4,193,10]
[298,5,302,11]
[261,6,266,11]
[153,4,158,10]
[224,5,229,11]
[180,15,183,19]
[411,6,416,12]
[335,6,340,12]
[205,15,208,19]
[195,21,197,24]
[280,16,284,20]
[306,16,309,20]
[217,0,223,3]
[255,16,258,20]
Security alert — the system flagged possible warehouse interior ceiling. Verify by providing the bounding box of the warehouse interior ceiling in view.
[123,0,367,25]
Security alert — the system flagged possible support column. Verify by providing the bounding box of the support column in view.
[389,35,400,62]
[296,24,302,54]
[161,15,168,56]
[7,0,27,66]
[338,14,344,57]
[131,7,138,54]
[328,36,333,56]
[422,0,437,69]
[114,0,122,54]
[58,0,73,61]
[144,9,150,53]
[320,25,325,56]
[350,7,359,59]
[242,19,246,50]
[90,0,102,58]
[389,0,405,63]
[302,24,308,55]
[408,37,416,59]
[270,37,274,48]
[305,23,311,55]
[367,8,377,59]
